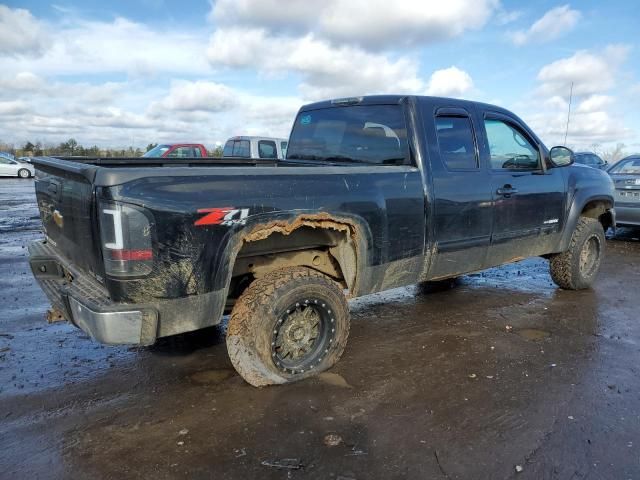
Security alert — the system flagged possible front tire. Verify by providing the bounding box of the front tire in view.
[549,217,605,290]
[226,267,350,387]
[18,168,31,178]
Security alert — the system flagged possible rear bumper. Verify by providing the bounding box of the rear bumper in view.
[28,240,225,345]
[29,240,158,345]
[615,204,640,226]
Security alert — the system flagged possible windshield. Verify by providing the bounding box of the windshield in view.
[143,144,171,157]
[609,158,640,175]
[286,104,409,165]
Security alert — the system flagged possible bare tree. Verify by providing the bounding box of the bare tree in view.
[600,143,627,165]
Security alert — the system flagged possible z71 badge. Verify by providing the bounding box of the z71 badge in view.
[195,207,249,226]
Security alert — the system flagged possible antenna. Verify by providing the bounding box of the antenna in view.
[564,81,574,146]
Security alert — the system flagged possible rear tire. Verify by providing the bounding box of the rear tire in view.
[18,168,30,178]
[549,217,605,290]
[226,267,350,387]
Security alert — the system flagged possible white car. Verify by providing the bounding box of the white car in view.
[0,157,35,178]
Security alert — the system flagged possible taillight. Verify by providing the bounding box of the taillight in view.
[99,202,153,277]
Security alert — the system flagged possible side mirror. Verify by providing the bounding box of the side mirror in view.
[549,146,574,167]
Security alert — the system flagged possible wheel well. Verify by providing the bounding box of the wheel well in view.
[581,200,614,231]
[226,219,358,308]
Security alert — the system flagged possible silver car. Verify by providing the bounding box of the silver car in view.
[609,155,640,226]
[0,156,35,178]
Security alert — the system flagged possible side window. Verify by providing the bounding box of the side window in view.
[281,141,288,157]
[258,140,277,159]
[435,116,478,169]
[233,140,250,157]
[484,119,540,170]
[193,147,202,158]
[223,141,234,156]
[167,147,192,158]
[0,158,10,164]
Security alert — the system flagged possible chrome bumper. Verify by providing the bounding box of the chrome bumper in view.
[67,296,158,345]
[28,240,158,345]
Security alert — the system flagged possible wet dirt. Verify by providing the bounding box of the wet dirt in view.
[1,178,640,479]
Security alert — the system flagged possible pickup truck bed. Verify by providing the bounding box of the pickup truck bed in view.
[29,95,615,386]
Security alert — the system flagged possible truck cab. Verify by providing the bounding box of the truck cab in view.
[222,136,288,159]
[142,143,208,158]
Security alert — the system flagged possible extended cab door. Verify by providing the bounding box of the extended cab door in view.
[422,103,493,279]
[477,111,566,265]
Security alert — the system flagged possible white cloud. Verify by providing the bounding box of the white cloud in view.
[0,16,209,77]
[536,45,629,97]
[148,81,237,116]
[0,6,49,56]
[522,46,633,147]
[426,66,474,97]
[495,9,523,26]
[0,100,31,115]
[510,5,581,46]
[0,71,46,91]
[211,0,499,50]
[207,29,424,100]
[575,94,613,113]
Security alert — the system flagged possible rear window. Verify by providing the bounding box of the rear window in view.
[286,105,410,165]
[223,139,251,157]
[610,159,640,174]
[258,140,277,159]
[435,116,478,170]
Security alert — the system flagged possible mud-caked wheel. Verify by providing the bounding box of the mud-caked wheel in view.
[226,267,350,387]
[549,217,605,290]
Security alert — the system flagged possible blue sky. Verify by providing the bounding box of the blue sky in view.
[1,1,639,153]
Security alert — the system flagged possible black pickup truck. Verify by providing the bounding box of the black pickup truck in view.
[29,95,615,386]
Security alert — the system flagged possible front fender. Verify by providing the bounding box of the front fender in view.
[558,191,614,252]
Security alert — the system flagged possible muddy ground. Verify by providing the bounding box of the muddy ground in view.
[0,177,639,479]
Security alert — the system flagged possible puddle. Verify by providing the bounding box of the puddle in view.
[189,369,235,385]
[517,328,551,341]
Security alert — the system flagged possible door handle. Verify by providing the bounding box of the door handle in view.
[496,185,518,197]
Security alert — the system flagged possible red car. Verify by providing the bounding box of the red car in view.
[142,143,208,158]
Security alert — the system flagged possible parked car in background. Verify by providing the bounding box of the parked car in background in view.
[18,156,33,163]
[0,156,35,178]
[608,155,640,227]
[143,144,208,158]
[223,136,288,159]
[574,152,608,170]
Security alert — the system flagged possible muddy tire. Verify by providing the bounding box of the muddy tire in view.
[226,267,350,387]
[549,217,605,290]
[18,169,31,178]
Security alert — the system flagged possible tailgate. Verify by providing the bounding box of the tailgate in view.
[32,158,103,278]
